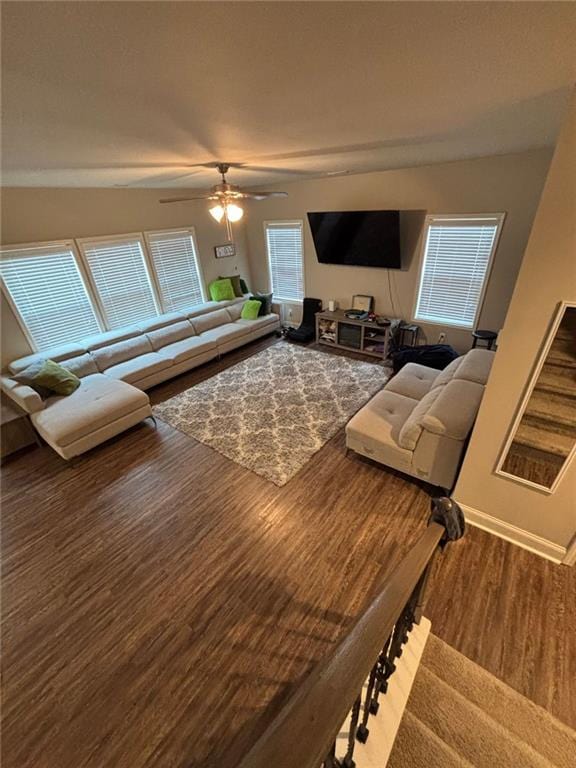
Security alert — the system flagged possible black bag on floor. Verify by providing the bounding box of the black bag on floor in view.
[391,344,459,374]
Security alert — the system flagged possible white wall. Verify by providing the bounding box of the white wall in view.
[455,94,576,553]
[244,150,552,352]
[0,187,252,366]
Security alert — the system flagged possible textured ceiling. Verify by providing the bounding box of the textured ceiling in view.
[2,2,575,189]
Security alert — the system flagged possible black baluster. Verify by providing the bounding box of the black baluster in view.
[356,663,377,743]
[322,741,341,768]
[370,633,392,714]
[341,693,361,768]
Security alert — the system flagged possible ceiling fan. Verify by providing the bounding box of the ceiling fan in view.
[159,162,288,239]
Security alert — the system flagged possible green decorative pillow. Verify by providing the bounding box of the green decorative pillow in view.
[219,275,243,297]
[15,359,81,398]
[209,278,236,301]
[241,300,262,320]
[250,292,273,316]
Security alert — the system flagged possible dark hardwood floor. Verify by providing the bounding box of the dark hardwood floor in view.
[2,337,575,768]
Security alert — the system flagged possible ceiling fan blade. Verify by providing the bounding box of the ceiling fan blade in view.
[159,195,215,204]
[240,165,318,176]
[240,191,289,200]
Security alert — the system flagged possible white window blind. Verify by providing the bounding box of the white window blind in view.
[0,243,101,350]
[146,229,204,311]
[79,235,158,329]
[266,221,304,302]
[414,214,504,329]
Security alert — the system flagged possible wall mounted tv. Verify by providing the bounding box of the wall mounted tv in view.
[307,210,401,268]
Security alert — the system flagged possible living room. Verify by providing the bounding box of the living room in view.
[1,3,575,768]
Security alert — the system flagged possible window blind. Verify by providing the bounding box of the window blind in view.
[79,236,158,329]
[146,229,204,311]
[414,216,503,329]
[0,243,101,350]
[266,222,304,302]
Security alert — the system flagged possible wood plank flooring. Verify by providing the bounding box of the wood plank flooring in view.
[2,337,575,768]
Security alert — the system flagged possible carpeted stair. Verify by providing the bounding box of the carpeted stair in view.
[387,635,576,768]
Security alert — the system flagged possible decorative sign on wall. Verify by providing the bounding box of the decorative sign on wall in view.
[214,243,236,259]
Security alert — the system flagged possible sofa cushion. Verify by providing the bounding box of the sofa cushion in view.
[190,309,232,334]
[9,343,87,374]
[103,352,172,384]
[421,378,485,440]
[147,321,196,351]
[454,349,495,385]
[82,326,141,352]
[431,356,463,389]
[31,373,149,447]
[183,301,222,319]
[136,312,187,334]
[156,336,218,364]
[198,322,252,345]
[386,363,439,401]
[346,390,418,453]
[60,353,99,378]
[398,386,444,450]
[91,336,153,372]
[234,315,279,333]
[226,302,244,322]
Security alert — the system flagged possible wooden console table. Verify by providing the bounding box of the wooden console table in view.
[315,310,393,360]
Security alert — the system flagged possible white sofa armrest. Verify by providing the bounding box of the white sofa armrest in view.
[1,375,45,414]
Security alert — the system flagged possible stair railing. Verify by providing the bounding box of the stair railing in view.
[238,497,465,768]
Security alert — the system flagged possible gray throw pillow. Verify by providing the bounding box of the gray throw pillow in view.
[250,292,273,316]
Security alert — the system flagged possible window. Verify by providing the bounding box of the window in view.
[78,234,159,329]
[0,242,101,350]
[265,221,304,302]
[145,228,205,311]
[414,214,504,329]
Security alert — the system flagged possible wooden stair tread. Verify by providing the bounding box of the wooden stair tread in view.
[525,391,576,427]
[514,422,574,458]
[535,365,576,398]
[547,338,576,369]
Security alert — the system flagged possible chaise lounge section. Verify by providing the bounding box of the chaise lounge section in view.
[345,348,495,489]
[2,297,280,459]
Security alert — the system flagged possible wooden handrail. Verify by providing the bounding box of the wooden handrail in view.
[238,521,446,768]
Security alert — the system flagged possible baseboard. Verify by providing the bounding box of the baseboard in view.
[458,503,567,564]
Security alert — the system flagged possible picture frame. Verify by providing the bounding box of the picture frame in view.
[214,243,236,259]
[352,294,374,313]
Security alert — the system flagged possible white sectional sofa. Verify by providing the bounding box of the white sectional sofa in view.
[345,349,495,489]
[1,297,280,459]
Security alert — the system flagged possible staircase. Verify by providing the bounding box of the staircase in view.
[387,634,576,768]
[502,310,576,484]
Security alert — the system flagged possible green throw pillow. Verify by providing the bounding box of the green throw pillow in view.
[209,278,236,301]
[250,292,273,316]
[241,300,262,320]
[219,274,243,297]
[15,359,81,398]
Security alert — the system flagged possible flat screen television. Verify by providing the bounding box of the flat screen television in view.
[307,210,401,268]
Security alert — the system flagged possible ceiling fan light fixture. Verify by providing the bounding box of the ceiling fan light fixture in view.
[225,202,244,222]
[209,203,225,222]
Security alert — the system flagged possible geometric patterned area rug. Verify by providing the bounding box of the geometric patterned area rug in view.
[154,343,390,485]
